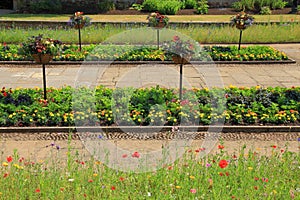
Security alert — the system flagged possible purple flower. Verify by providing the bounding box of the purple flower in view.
[206,163,212,167]
[56,145,60,150]
[298,138,300,142]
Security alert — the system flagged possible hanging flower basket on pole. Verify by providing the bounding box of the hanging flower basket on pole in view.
[147,12,169,49]
[162,36,195,100]
[68,12,92,51]
[230,12,254,50]
[19,35,62,100]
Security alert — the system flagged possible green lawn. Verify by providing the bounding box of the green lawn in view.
[0,14,299,22]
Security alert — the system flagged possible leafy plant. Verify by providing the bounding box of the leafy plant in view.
[196,0,209,14]
[130,3,144,11]
[29,0,62,14]
[184,0,197,9]
[98,0,115,13]
[260,6,272,15]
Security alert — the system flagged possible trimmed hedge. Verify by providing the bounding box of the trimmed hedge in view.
[0,86,299,127]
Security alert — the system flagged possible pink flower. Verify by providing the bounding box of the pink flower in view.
[190,188,196,193]
[132,152,140,158]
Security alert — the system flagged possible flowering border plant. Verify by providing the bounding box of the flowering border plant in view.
[230,11,254,30]
[19,34,62,57]
[68,12,92,28]
[147,12,169,27]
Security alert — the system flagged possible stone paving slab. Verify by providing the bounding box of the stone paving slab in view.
[0,44,299,89]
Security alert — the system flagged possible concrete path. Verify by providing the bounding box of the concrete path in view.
[0,44,299,89]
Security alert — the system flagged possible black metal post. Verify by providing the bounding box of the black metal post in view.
[238,30,243,51]
[78,26,82,51]
[157,29,160,49]
[42,64,47,100]
[179,63,183,100]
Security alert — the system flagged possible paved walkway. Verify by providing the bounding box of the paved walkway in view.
[0,44,299,89]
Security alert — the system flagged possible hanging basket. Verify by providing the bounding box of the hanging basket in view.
[74,23,84,29]
[235,24,246,30]
[32,54,53,64]
[172,55,191,65]
[154,22,166,29]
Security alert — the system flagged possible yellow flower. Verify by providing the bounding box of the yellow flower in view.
[93,173,98,177]
[175,186,181,189]
[0,192,2,195]
[189,175,195,179]
[248,167,253,171]
[2,162,8,167]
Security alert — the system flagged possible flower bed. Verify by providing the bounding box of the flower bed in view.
[0,43,289,62]
[0,86,299,127]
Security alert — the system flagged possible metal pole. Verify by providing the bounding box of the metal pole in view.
[157,29,159,49]
[42,64,47,100]
[78,26,82,51]
[179,63,183,100]
[238,30,242,51]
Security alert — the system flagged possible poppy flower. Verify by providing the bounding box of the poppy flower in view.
[35,188,41,193]
[132,152,140,158]
[119,177,125,181]
[88,179,93,183]
[218,145,225,149]
[219,160,228,168]
[111,186,116,191]
[6,156,12,163]
[271,145,277,149]
[122,154,128,158]
[3,173,8,178]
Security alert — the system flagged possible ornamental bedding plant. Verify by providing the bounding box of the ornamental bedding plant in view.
[0,85,300,127]
[0,142,299,199]
[0,43,289,61]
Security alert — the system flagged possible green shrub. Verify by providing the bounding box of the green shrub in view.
[158,0,183,14]
[196,0,209,14]
[232,0,287,12]
[260,6,272,14]
[98,0,115,13]
[184,0,197,9]
[29,0,62,13]
[142,0,160,12]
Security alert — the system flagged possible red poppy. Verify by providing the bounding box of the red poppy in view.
[254,186,258,190]
[218,145,225,149]
[6,156,13,163]
[132,152,140,158]
[225,172,230,176]
[271,145,277,149]
[122,154,128,158]
[119,177,125,181]
[3,173,8,178]
[88,179,93,183]
[111,186,116,191]
[219,172,224,176]
[219,160,228,168]
[35,188,41,193]
[254,177,259,181]
[3,91,7,97]
[167,166,173,170]
[262,178,268,182]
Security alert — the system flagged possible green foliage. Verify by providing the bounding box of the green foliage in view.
[130,3,144,11]
[142,0,183,14]
[260,6,272,15]
[0,86,299,126]
[231,0,287,12]
[0,44,289,62]
[183,0,197,9]
[196,0,209,14]
[98,0,115,13]
[29,0,62,14]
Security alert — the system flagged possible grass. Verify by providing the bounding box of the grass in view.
[1,23,300,44]
[0,137,299,199]
[0,14,299,22]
